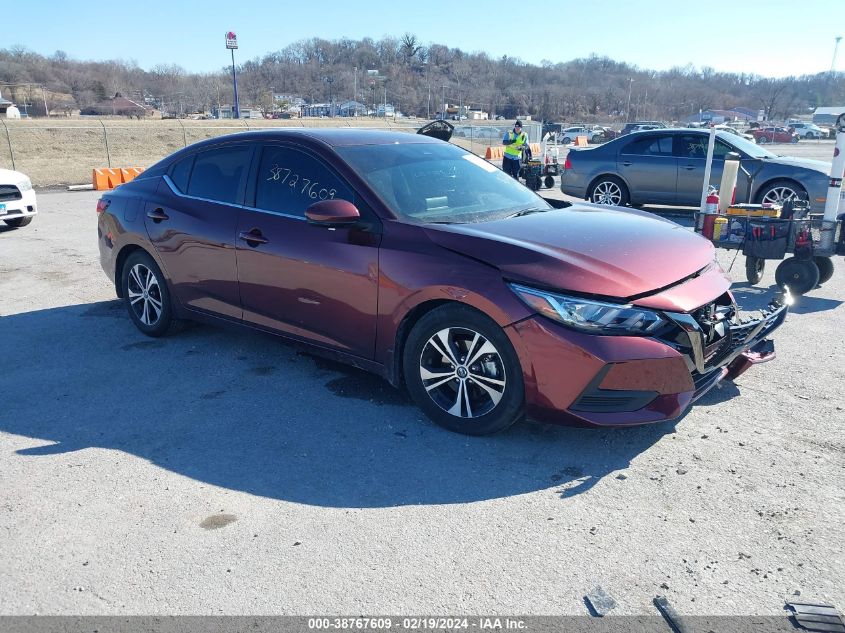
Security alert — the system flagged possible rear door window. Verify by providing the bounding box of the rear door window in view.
[187,145,252,204]
[621,135,673,156]
[169,155,194,193]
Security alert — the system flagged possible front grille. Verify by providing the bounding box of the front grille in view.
[0,184,22,202]
[692,293,735,370]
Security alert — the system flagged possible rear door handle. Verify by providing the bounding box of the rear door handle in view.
[146,208,169,222]
[239,229,269,246]
[682,165,696,171]
[621,161,633,166]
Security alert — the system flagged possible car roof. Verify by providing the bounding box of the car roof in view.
[181,128,441,153]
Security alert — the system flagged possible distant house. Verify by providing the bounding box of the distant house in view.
[82,93,153,117]
[467,109,489,120]
[338,100,366,117]
[687,108,756,124]
[213,105,262,119]
[813,106,845,126]
[300,103,333,117]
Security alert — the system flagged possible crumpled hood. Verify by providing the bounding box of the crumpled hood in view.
[425,204,716,300]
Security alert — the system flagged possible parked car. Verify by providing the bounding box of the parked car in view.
[593,126,619,140]
[0,168,37,228]
[752,126,799,144]
[788,122,828,139]
[714,124,755,142]
[558,126,603,144]
[620,121,667,135]
[97,129,786,435]
[561,128,830,210]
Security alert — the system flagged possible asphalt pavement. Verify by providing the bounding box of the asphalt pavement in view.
[0,190,842,616]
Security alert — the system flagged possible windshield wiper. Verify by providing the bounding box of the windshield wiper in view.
[506,207,551,219]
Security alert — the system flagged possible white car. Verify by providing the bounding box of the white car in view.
[789,122,828,139]
[0,168,37,228]
[558,126,603,144]
[714,124,755,142]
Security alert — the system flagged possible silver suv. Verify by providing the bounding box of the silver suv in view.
[789,122,828,139]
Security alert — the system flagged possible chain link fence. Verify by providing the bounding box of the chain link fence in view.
[0,118,528,187]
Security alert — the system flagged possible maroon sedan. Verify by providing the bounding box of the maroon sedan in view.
[97,129,787,435]
[752,126,799,144]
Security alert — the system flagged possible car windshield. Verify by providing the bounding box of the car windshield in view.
[336,142,549,224]
[717,132,776,158]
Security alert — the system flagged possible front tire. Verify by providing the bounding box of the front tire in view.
[588,176,630,206]
[756,180,807,207]
[403,305,524,436]
[775,257,819,295]
[4,216,33,228]
[121,250,175,337]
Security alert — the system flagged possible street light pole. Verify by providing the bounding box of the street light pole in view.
[625,78,634,122]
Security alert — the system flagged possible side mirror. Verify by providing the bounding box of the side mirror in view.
[305,199,361,226]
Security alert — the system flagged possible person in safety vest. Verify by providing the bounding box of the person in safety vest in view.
[502,120,529,178]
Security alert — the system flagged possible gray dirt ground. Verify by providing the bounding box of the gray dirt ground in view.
[0,189,842,616]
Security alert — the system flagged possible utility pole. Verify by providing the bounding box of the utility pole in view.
[442,85,446,119]
[625,78,634,122]
[832,36,843,72]
[353,67,357,116]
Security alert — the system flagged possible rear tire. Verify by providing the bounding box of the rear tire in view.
[745,256,765,285]
[121,250,176,337]
[815,256,834,285]
[4,216,33,228]
[775,256,819,295]
[403,305,524,436]
[543,175,555,189]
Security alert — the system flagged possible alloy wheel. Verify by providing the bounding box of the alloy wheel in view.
[419,327,506,419]
[592,181,622,205]
[761,186,799,206]
[127,263,163,326]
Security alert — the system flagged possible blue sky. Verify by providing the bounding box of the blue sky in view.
[9,0,843,77]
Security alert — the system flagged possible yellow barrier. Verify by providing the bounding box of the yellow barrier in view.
[93,167,145,190]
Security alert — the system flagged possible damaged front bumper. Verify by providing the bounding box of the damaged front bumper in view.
[666,288,790,403]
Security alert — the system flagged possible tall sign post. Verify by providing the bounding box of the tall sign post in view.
[226,31,240,119]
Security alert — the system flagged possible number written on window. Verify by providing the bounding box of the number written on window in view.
[267,165,337,200]
[255,147,351,217]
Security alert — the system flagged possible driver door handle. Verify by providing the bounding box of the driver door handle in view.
[621,161,633,166]
[239,229,269,246]
[682,165,696,171]
[146,208,169,222]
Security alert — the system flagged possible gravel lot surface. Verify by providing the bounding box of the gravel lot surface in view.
[0,189,842,617]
